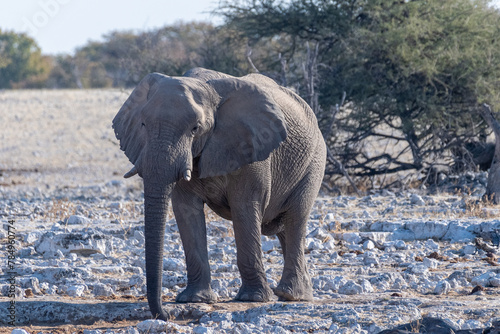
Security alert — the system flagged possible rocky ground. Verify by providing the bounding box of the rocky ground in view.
[1,90,500,334]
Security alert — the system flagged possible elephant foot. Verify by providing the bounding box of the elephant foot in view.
[235,284,273,302]
[273,280,313,301]
[176,285,217,304]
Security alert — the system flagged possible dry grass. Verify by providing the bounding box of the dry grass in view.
[46,199,77,223]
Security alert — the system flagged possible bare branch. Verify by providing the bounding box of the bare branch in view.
[246,46,259,73]
[326,146,361,196]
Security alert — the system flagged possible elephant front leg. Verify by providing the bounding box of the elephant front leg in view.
[231,201,273,302]
[172,187,217,303]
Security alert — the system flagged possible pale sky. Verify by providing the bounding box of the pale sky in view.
[0,0,220,55]
[1,0,500,55]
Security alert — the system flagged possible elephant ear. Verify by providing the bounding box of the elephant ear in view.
[199,78,288,178]
[112,73,167,174]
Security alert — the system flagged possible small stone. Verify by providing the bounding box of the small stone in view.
[163,258,185,271]
[308,227,329,240]
[339,281,363,295]
[93,283,114,297]
[361,279,374,293]
[342,233,362,244]
[329,323,340,332]
[269,326,288,334]
[306,238,323,251]
[471,272,496,287]
[124,327,140,334]
[434,280,451,295]
[193,326,214,334]
[19,277,41,294]
[490,275,500,287]
[91,266,124,275]
[67,285,85,297]
[361,210,372,218]
[232,323,253,334]
[324,213,335,220]
[394,240,407,250]
[83,330,102,334]
[18,246,36,257]
[363,240,375,250]
[24,231,42,244]
[200,311,233,323]
[462,320,483,330]
[425,239,440,250]
[364,252,379,266]
[109,202,122,210]
[332,308,359,324]
[107,180,123,187]
[66,215,90,225]
[462,245,476,255]
[321,276,347,292]
[410,194,425,206]
[47,285,58,295]
[137,319,169,334]
[323,239,336,250]
[408,264,428,275]
[423,257,439,269]
[11,330,30,334]
[129,274,146,288]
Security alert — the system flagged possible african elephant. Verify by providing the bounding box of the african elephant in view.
[112,67,326,320]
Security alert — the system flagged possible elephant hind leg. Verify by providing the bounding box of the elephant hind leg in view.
[273,172,322,301]
[273,211,313,301]
[276,230,286,259]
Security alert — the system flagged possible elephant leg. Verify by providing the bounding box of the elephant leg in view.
[231,201,273,302]
[276,230,287,259]
[273,209,313,301]
[172,186,217,303]
[273,178,320,301]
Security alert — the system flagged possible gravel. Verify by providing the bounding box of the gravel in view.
[1,182,500,333]
[1,90,500,333]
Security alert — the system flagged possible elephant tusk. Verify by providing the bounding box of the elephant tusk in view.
[183,169,191,182]
[124,166,138,178]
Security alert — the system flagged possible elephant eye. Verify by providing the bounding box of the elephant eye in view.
[191,125,200,135]
[141,122,145,127]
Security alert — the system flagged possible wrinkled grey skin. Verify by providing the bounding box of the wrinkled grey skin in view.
[112,67,326,320]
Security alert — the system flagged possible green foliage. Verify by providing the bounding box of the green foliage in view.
[0,30,46,88]
[46,55,79,88]
[59,22,254,88]
[220,0,500,181]
[334,0,500,174]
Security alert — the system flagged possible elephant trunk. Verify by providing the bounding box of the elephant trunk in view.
[144,179,172,320]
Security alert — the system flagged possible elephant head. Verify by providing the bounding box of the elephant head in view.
[112,72,287,319]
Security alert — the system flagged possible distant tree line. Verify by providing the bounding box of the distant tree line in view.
[0,23,255,89]
[2,0,500,189]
